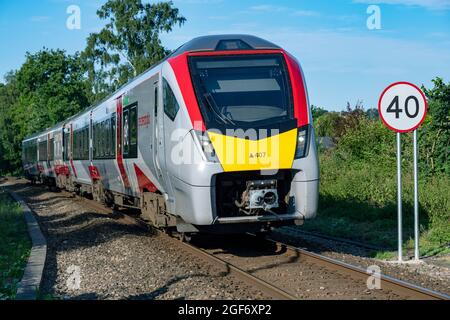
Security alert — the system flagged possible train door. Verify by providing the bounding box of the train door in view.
[153,78,171,195]
[153,80,164,181]
[116,96,131,190]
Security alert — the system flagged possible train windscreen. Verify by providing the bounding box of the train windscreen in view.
[189,54,294,129]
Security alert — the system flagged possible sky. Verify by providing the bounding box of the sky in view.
[0,0,449,111]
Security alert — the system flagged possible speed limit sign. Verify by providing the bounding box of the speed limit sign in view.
[378,81,428,263]
[378,82,428,133]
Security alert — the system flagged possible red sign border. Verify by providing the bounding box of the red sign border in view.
[378,81,428,133]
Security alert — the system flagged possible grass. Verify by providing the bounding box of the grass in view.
[0,190,31,300]
[301,150,450,260]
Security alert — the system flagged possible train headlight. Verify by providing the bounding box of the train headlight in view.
[294,125,310,159]
[194,131,219,163]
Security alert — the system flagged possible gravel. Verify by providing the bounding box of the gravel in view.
[5,179,268,300]
[193,235,402,300]
[272,226,450,296]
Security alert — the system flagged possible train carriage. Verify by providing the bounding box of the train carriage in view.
[22,35,319,235]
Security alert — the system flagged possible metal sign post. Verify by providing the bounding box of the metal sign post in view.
[396,132,402,262]
[413,130,419,261]
[378,82,427,263]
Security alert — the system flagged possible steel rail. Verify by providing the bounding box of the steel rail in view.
[163,234,297,300]
[262,236,450,300]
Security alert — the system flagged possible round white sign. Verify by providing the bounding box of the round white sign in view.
[378,82,428,133]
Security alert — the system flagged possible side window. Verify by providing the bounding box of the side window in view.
[154,85,158,118]
[74,131,79,160]
[111,113,116,158]
[48,138,54,161]
[123,109,129,157]
[72,133,77,160]
[84,128,89,160]
[163,78,179,121]
[100,122,105,158]
[105,118,110,158]
[64,132,69,161]
[129,105,137,158]
[93,123,99,159]
[93,124,97,159]
[123,103,137,159]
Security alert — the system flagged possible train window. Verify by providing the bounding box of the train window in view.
[100,122,105,158]
[92,123,99,159]
[92,124,96,159]
[38,140,47,161]
[123,103,137,159]
[105,119,111,157]
[84,128,89,160]
[79,130,83,160]
[73,131,78,160]
[123,109,129,156]
[72,128,89,160]
[129,105,137,157]
[111,113,116,158]
[163,78,179,121]
[154,85,158,118]
[79,131,82,160]
[103,121,107,157]
[64,132,70,161]
[48,138,54,161]
[103,121,108,157]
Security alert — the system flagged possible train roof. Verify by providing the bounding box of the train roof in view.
[170,34,280,56]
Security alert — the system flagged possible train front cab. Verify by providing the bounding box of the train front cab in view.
[166,41,319,234]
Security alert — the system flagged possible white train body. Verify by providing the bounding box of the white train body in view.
[22,35,319,234]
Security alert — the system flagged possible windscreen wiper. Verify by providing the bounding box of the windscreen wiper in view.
[203,93,235,125]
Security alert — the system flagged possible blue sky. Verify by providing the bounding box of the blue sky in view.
[0,0,449,111]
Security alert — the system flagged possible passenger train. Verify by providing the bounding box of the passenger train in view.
[22,35,319,235]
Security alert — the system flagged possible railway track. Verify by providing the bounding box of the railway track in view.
[73,193,450,300]
[13,184,450,300]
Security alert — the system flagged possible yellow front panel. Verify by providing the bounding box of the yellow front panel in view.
[208,129,297,172]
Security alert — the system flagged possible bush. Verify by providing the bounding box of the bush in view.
[309,106,450,255]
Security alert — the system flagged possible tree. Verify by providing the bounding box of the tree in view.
[311,105,328,120]
[0,49,90,171]
[422,77,450,175]
[82,0,186,102]
[366,108,379,120]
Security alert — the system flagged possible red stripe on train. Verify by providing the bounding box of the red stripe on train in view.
[283,51,309,127]
[88,165,101,181]
[134,164,158,193]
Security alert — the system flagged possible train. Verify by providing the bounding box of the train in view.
[22,35,319,235]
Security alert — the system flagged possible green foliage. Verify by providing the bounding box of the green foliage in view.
[82,0,186,101]
[304,84,450,256]
[0,192,31,299]
[421,77,450,175]
[314,112,342,137]
[311,105,328,120]
[0,49,90,171]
